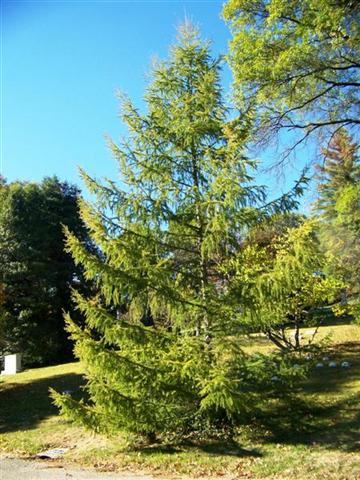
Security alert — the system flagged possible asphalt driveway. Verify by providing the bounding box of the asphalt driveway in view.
[0,457,155,480]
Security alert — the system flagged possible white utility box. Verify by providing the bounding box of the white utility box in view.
[1,353,22,375]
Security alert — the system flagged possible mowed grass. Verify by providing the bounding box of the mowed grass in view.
[0,362,90,455]
[1,321,360,479]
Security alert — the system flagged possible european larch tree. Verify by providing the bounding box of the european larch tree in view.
[52,26,305,439]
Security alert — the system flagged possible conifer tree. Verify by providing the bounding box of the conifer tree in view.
[315,129,360,304]
[52,26,305,439]
[315,129,360,221]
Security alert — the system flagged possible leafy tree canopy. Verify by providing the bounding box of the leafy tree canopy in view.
[0,176,88,366]
[245,220,342,350]
[223,0,360,160]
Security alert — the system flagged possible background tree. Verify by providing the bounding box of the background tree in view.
[335,181,360,322]
[315,129,360,220]
[0,176,89,366]
[0,283,6,352]
[52,26,306,440]
[335,182,360,233]
[246,212,305,250]
[223,0,360,160]
[314,130,360,304]
[239,221,342,351]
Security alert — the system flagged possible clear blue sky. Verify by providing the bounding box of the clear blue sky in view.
[2,0,313,208]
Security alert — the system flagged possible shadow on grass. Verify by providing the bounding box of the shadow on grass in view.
[131,439,262,458]
[251,342,360,453]
[1,340,358,461]
[312,306,354,327]
[0,372,85,433]
[195,441,262,457]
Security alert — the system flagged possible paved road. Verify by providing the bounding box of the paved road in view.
[0,457,155,480]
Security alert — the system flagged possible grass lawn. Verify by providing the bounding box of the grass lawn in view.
[1,321,360,479]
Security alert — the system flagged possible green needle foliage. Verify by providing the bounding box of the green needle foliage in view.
[315,129,360,314]
[52,26,306,440]
[316,129,360,222]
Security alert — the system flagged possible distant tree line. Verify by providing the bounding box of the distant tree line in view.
[0,176,90,366]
